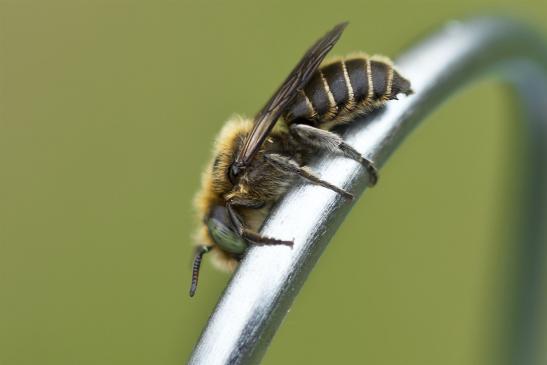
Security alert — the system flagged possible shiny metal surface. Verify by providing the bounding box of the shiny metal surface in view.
[188,18,547,365]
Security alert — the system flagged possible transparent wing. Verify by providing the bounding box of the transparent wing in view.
[233,22,348,169]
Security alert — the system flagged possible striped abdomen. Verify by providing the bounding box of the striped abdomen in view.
[284,56,412,126]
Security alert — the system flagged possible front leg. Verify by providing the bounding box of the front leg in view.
[226,199,293,247]
[289,123,378,186]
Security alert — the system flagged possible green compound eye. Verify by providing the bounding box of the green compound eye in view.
[207,207,247,254]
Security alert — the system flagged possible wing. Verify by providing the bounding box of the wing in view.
[233,22,348,170]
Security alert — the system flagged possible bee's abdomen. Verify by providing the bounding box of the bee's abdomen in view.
[284,56,412,125]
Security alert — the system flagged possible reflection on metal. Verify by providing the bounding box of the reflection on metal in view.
[188,18,547,365]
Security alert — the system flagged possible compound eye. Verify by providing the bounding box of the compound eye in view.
[228,163,241,185]
[207,206,247,254]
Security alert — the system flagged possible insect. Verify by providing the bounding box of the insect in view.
[190,22,412,297]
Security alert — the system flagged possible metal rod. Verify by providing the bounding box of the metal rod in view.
[188,17,547,365]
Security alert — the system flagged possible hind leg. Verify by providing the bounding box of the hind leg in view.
[289,123,378,186]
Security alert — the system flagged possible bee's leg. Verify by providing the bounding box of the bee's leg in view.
[264,153,354,199]
[189,245,214,297]
[289,124,378,186]
[226,201,293,247]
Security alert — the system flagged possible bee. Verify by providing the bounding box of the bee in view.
[189,22,412,297]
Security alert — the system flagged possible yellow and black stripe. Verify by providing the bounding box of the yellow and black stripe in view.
[283,55,412,126]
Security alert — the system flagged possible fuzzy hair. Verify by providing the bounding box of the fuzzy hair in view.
[193,115,253,272]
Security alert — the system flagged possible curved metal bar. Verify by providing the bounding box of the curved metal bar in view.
[188,17,547,365]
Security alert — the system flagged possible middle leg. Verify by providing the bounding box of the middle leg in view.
[264,153,354,200]
[289,123,378,186]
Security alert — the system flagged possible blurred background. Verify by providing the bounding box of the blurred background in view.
[1,1,547,364]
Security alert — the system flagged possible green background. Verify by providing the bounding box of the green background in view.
[1,1,546,364]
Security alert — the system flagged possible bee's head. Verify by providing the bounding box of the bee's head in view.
[207,205,247,254]
[189,205,247,297]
